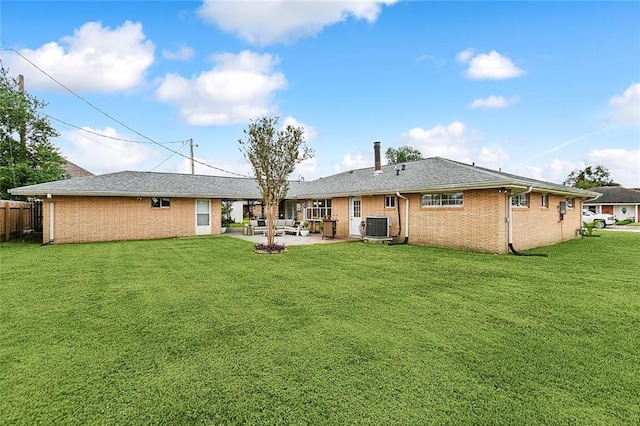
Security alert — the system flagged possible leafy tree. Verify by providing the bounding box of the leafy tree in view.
[239,116,313,248]
[385,145,423,164]
[564,165,619,189]
[1,67,64,200]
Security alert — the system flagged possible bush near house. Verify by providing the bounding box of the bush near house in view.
[1,234,639,424]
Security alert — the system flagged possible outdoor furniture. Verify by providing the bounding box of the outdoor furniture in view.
[249,219,300,236]
[322,219,337,239]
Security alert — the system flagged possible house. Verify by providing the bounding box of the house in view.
[9,144,598,253]
[63,159,94,179]
[583,186,640,222]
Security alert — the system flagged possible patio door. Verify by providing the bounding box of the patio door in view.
[349,197,362,236]
[195,199,211,235]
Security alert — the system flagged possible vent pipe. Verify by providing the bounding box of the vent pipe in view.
[374,141,382,174]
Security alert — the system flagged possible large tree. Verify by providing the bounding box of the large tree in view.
[564,165,619,189]
[1,67,64,200]
[239,116,313,248]
[385,145,423,165]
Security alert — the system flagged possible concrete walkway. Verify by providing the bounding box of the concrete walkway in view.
[601,225,640,233]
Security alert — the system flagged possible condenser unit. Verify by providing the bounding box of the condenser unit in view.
[365,216,391,238]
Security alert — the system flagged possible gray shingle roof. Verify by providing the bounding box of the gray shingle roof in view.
[10,157,598,199]
[288,157,598,198]
[584,186,640,204]
[10,171,264,199]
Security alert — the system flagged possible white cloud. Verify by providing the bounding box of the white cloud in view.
[63,126,160,174]
[155,50,287,125]
[609,83,640,125]
[333,152,370,174]
[468,95,520,110]
[479,144,510,169]
[399,121,477,163]
[197,0,397,45]
[517,150,640,187]
[4,21,154,92]
[586,148,640,187]
[282,116,318,141]
[456,48,475,63]
[457,49,525,80]
[174,156,254,178]
[162,44,195,61]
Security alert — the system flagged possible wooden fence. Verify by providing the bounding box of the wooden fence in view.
[0,199,42,242]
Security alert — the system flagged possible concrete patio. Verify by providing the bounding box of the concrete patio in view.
[222,226,358,246]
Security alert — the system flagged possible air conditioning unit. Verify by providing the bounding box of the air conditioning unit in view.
[365,216,391,238]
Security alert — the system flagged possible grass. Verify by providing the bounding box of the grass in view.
[1,233,639,425]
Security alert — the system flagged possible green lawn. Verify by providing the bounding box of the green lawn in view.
[1,233,638,425]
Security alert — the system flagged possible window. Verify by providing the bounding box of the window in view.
[541,194,549,208]
[511,194,528,208]
[566,198,575,208]
[421,192,463,207]
[385,195,396,208]
[306,199,332,219]
[151,197,170,208]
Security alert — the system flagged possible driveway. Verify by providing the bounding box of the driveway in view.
[602,225,640,233]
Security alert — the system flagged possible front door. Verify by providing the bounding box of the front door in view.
[349,197,362,235]
[195,199,211,235]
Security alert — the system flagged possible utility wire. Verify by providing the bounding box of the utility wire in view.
[0,47,250,178]
[46,114,187,144]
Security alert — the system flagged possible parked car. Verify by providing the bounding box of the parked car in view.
[582,210,616,228]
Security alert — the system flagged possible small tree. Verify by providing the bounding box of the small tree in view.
[385,145,423,165]
[0,67,64,200]
[564,165,619,189]
[239,116,313,248]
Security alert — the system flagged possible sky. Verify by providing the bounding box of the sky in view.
[1,0,639,187]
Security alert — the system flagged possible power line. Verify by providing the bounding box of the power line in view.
[46,114,187,144]
[0,47,250,178]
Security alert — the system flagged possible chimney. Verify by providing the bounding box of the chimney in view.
[374,141,382,174]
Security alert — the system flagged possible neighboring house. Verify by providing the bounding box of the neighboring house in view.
[63,160,94,179]
[10,146,598,253]
[583,186,640,222]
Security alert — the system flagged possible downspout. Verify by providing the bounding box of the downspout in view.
[389,191,409,245]
[48,194,54,244]
[507,186,547,257]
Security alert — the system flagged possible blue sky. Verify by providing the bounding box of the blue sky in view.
[2,1,639,186]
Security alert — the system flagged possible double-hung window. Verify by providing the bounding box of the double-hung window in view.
[421,192,463,207]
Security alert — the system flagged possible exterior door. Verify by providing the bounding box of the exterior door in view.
[349,197,362,235]
[195,199,211,235]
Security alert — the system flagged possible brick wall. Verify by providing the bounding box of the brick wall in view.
[328,190,584,253]
[511,194,582,250]
[42,196,218,244]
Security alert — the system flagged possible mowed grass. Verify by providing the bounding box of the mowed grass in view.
[1,233,638,425]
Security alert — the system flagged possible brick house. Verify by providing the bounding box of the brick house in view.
[10,153,598,253]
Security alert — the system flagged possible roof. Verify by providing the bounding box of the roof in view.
[63,160,94,179]
[10,171,264,199]
[10,157,598,199]
[289,157,598,198]
[583,186,640,204]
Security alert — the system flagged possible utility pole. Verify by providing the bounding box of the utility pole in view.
[189,138,196,174]
[18,74,26,147]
